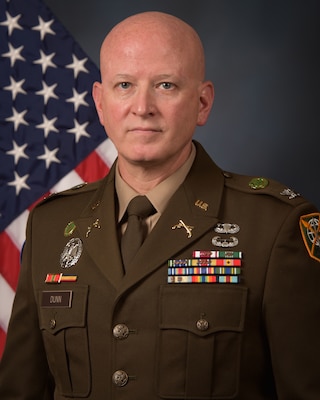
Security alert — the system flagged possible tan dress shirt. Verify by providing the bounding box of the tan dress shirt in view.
[116,144,196,234]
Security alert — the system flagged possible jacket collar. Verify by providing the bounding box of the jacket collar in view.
[73,141,225,292]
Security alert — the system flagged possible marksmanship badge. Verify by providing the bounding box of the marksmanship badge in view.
[299,213,320,262]
[60,238,83,268]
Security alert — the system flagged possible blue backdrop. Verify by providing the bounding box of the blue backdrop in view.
[44,0,320,208]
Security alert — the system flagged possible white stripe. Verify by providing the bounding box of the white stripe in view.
[5,209,29,251]
[50,169,83,193]
[95,138,117,167]
[0,274,15,332]
[5,171,84,250]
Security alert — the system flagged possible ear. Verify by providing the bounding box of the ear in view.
[92,81,105,125]
[197,80,214,126]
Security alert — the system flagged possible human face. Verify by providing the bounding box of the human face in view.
[93,22,213,172]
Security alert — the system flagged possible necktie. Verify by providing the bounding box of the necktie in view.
[121,195,155,269]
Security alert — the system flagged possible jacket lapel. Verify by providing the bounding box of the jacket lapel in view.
[117,142,225,294]
[71,142,226,293]
[74,165,125,288]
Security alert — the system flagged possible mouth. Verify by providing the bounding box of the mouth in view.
[128,127,162,133]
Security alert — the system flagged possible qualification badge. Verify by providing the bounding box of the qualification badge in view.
[299,213,320,262]
[60,238,83,268]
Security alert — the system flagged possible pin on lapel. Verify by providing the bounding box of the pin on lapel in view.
[280,188,300,199]
[172,219,194,238]
[86,218,101,237]
[195,199,208,211]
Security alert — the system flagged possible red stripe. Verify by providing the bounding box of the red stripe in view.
[28,191,51,212]
[75,151,110,182]
[0,327,7,359]
[0,232,20,290]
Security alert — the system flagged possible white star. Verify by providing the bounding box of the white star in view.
[66,55,89,78]
[36,115,58,138]
[8,171,30,195]
[67,120,90,143]
[35,82,58,104]
[32,16,55,40]
[6,141,29,164]
[6,108,28,131]
[66,89,89,112]
[1,43,25,67]
[34,50,56,73]
[37,146,60,169]
[0,12,23,35]
[3,77,26,100]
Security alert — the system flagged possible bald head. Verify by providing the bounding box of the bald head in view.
[92,11,214,183]
[100,11,206,81]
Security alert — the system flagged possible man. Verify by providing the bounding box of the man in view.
[0,11,320,400]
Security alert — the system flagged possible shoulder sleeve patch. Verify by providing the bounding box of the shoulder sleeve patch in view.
[300,213,320,262]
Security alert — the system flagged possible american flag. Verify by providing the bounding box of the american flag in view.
[0,0,117,357]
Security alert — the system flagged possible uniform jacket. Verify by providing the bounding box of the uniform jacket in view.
[1,141,320,399]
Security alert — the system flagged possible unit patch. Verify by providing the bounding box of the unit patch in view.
[299,213,320,262]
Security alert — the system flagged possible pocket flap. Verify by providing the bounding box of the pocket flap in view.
[160,285,247,336]
[38,285,88,334]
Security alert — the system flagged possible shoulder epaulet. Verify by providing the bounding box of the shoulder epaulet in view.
[35,180,101,208]
[222,171,306,206]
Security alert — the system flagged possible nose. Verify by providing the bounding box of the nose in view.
[131,86,155,117]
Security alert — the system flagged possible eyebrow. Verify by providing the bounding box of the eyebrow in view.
[113,73,176,80]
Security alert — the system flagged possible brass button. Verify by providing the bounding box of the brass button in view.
[196,318,209,331]
[112,370,129,387]
[113,324,130,340]
[49,319,56,329]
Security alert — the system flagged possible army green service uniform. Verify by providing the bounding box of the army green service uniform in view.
[1,141,320,399]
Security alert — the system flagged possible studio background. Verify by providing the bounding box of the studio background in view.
[44,0,320,208]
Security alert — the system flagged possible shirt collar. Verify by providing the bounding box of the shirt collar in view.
[116,143,196,222]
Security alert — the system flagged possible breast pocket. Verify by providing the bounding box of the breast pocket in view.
[157,285,247,399]
[38,285,90,398]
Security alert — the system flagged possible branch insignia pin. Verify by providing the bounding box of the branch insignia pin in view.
[172,219,194,238]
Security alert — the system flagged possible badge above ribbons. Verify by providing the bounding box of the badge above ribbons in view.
[299,213,320,262]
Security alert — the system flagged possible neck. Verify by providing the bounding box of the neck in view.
[117,148,192,194]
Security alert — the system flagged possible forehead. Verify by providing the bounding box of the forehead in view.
[100,24,200,79]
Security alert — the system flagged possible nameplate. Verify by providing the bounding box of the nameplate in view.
[41,290,73,308]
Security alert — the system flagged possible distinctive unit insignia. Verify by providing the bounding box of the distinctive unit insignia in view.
[280,188,300,199]
[249,177,269,190]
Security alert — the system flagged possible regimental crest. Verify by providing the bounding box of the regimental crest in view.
[299,213,320,262]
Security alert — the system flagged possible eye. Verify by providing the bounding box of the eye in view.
[159,82,174,90]
[118,82,131,89]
